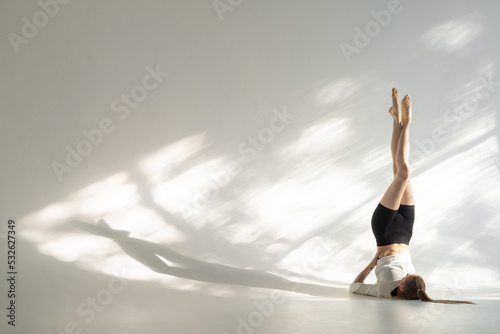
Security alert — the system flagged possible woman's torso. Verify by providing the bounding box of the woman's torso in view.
[377,243,410,259]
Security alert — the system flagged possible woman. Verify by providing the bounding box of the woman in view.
[350,88,474,304]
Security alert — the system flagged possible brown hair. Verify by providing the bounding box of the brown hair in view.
[401,275,475,304]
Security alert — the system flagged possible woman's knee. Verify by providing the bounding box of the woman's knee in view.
[396,163,411,182]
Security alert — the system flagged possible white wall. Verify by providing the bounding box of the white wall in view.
[1,0,499,333]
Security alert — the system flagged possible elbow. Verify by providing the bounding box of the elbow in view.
[349,283,360,293]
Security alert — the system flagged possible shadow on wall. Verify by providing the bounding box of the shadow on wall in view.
[72,219,346,298]
[20,70,500,293]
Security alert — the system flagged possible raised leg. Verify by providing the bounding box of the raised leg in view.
[388,88,402,176]
[381,93,414,210]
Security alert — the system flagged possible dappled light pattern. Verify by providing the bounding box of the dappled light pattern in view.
[4,2,500,333]
[6,3,497,311]
[421,15,483,52]
[21,66,500,295]
[316,78,360,106]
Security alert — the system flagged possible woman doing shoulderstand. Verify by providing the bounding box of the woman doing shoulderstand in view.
[350,88,474,305]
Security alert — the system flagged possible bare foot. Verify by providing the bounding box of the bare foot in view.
[388,88,401,125]
[401,94,412,126]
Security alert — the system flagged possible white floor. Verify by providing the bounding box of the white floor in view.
[9,280,500,334]
[101,294,499,334]
[5,242,499,334]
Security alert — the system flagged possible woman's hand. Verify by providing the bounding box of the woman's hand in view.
[352,251,380,284]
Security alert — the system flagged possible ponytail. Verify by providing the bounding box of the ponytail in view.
[403,275,475,305]
[416,288,475,304]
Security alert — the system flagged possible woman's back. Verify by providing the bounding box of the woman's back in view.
[350,253,415,298]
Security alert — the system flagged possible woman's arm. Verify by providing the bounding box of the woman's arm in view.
[352,251,379,284]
